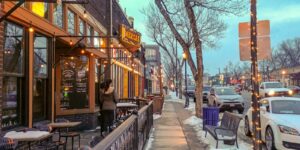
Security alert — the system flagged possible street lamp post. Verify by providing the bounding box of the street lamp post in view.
[175,40,178,97]
[183,52,189,108]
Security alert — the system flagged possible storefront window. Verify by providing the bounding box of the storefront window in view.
[2,22,24,129]
[34,35,48,77]
[33,34,49,122]
[95,59,100,106]
[32,2,49,19]
[79,18,85,36]
[94,32,99,47]
[3,22,24,74]
[67,9,75,35]
[53,3,63,28]
[87,24,93,45]
[60,56,89,109]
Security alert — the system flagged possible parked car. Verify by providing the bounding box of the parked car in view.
[208,87,244,114]
[244,97,300,150]
[287,85,300,94]
[202,85,211,103]
[259,82,293,98]
[234,84,242,94]
[183,86,195,98]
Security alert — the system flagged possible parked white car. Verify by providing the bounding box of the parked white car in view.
[259,82,293,98]
[244,97,300,150]
[208,87,245,114]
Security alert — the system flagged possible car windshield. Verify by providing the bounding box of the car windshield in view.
[215,88,236,95]
[203,86,211,91]
[265,83,283,88]
[187,86,195,90]
[271,100,300,114]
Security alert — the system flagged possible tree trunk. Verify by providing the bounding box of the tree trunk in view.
[184,0,203,117]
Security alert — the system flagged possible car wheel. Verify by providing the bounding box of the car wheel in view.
[265,127,276,150]
[244,116,251,137]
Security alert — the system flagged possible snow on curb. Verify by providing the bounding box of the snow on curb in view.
[184,116,252,150]
[144,128,155,150]
[153,114,161,120]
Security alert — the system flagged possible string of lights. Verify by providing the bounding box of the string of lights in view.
[250,0,262,149]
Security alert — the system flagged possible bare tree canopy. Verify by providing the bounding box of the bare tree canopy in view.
[267,38,300,71]
[151,0,246,117]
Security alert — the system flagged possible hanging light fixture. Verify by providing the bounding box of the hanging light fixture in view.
[81,49,85,54]
[83,10,87,18]
[70,40,73,46]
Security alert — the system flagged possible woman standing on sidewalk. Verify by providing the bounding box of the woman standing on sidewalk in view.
[99,79,118,135]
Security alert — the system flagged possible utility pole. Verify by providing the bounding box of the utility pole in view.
[250,0,262,149]
[105,0,112,79]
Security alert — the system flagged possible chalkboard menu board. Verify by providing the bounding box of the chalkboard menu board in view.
[61,56,89,109]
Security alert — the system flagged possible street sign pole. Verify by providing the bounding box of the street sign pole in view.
[250,0,262,149]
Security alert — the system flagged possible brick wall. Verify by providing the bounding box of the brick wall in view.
[0,2,4,129]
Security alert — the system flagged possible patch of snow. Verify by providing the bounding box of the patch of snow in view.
[184,116,252,150]
[144,128,155,150]
[153,114,161,120]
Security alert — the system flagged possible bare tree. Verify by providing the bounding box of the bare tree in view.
[154,0,246,117]
[266,38,300,71]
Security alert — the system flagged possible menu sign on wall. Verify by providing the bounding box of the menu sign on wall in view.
[61,56,89,109]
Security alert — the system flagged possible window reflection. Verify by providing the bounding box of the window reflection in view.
[68,9,75,35]
[79,18,85,36]
[53,3,63,28]
[87,24,93,45]
[3,22,24,74]
[34,35,48,77]
[33,34,49,122]
[2,22,24,129]
[94,32,99,47]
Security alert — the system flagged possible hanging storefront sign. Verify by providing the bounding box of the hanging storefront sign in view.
[119,24,141,51]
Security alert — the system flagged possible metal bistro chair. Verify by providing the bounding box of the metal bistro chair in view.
[55,118,80,150]
[0,137,18,150]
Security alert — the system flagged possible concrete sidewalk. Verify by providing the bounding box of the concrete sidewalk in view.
[148,101,190,150]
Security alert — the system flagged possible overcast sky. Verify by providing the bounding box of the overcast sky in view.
[119,0,300,75]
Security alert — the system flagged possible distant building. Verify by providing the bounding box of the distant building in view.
[144,45,162,95]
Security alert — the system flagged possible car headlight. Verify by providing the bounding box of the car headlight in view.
[288,90,293,95]
[268,90,275,96]
[278,125,300,136]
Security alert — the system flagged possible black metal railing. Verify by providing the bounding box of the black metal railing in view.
[93,101,153,150]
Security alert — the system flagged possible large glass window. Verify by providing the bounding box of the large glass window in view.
[87,24,93,45]
[95,59,100,106]
[67,9,75,35]
[53,3,63,28]
[60,56,89,109]
[2,22,24,129]
[32,2,49,19]
[79,18,85,36]
[33,34,49,122]
[94,32,99,47]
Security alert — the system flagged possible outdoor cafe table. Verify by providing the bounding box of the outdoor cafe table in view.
[117,103,138,119]
[4,130,52,149]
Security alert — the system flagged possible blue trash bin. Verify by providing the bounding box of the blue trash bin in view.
[202,107,219,130]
